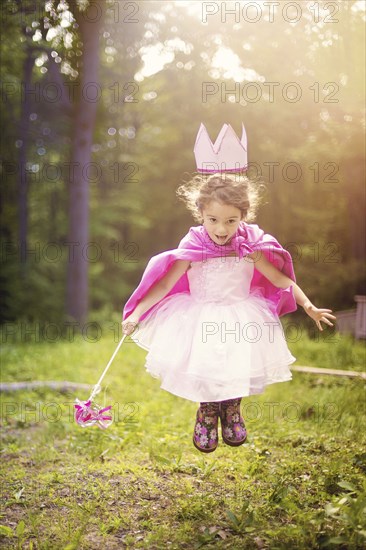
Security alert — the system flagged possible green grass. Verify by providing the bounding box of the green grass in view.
[0,327,365,549]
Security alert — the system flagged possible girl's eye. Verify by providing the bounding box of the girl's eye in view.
[209,218,216,223]
[228,220,236,224]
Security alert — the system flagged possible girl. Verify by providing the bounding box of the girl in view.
[121,161,335,455]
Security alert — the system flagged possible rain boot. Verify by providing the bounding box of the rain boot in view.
[219,398,247,446]
[193,401,219,453]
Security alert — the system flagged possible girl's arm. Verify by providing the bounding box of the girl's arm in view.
[248,252,336,331]
[122,259,191,335]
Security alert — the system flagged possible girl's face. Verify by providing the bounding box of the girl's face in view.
[201,200,242,246]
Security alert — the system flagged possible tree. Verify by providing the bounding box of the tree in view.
[65,0,105,324]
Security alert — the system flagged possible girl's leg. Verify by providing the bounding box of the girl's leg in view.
[219,398,247,446]
[193,402,219,453]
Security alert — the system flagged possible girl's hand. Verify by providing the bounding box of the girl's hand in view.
[121,315,139,336]
[303,301,336,331]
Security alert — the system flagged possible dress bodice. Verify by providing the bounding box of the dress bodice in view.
[187,256,255,304]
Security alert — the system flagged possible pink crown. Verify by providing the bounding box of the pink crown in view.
[194,123,248,173]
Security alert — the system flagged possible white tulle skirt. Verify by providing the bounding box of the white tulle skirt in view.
[131,290,296,403]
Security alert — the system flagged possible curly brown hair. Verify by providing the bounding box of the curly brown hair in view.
[177,173,262,223]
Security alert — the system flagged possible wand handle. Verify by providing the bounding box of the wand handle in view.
[89,334,127,401]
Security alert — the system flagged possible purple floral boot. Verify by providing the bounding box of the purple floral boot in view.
[193,402,219,453]
[219,398,247,446]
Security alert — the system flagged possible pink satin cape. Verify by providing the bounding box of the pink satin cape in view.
[122,222,297,322]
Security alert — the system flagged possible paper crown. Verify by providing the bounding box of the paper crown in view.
[194,123,248,173]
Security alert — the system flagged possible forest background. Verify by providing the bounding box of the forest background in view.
[1,0,365,331]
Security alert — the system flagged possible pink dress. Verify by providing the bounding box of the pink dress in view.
[130,255,296,403]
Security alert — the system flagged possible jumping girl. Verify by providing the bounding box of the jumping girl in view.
[121,124,335,452]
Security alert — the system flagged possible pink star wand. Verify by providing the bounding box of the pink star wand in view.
[74,334,127,429]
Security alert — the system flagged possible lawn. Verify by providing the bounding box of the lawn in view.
[1,321,365,549]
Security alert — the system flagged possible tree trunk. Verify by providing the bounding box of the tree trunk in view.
[0,381,91,392]
[65,1,105,324]
[345,158,366,261]
[18,43,34,275]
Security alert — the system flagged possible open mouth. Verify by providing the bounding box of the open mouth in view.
[215,235,228,244]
